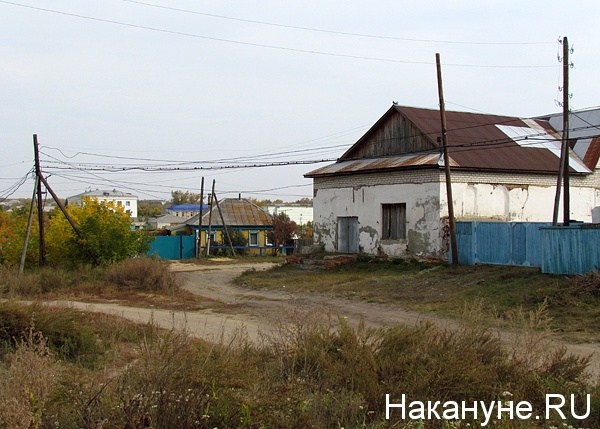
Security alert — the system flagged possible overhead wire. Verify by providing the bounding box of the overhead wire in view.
[122,0,554,46]
[0,169,32,202]
[0,1,556,69]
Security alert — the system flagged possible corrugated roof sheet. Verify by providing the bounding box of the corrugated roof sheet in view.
[185,198,273,227]
[307,153,455,177]
[396,106,572,173]
[306,105,598,178]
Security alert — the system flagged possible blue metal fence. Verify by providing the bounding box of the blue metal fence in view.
[540,225,600,274]
[453,222,550,267]
[148,236,294,260]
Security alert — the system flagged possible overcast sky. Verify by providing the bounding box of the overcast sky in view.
[2,0,599,203]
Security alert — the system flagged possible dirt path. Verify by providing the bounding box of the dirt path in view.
[51,260,600,379]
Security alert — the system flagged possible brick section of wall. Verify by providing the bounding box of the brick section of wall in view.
[314,168,600,191]
[314,170,443,190]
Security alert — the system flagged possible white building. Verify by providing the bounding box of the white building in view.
[305,105,600,259]
[265,206,313,226]
[66,189,139,218]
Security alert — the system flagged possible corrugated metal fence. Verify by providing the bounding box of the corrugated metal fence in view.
[453,222,550,267]
[454,221,600,274]
[540,225,600,274]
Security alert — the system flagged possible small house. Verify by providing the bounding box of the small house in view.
[185,197,274,255]
[305,104,600,259]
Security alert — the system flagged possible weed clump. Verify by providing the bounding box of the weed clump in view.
[0,301,108,367]
[105,257,181,293]
[0,326,61,429]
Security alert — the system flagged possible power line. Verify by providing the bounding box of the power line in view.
[41,142,350,166]
[123,0,554,46]
[0,170,32,202]
[0,1,556,69]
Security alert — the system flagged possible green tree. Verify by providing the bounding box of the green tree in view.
[45,198,151,266]
[170,190,200,205]
[138,200,165,220]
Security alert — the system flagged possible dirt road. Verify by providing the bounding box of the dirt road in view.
[54,260,600,378]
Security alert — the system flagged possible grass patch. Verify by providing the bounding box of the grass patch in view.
[0,309,596,428]
[0,300,143,368]
[0,257,211,310]
[235,258,600,341]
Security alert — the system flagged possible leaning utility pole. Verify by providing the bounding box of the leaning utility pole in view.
[37,173,100,266]
[33,134,46,266]
[436,53,459,265]
[19,175,39,274]
[197,177,204,258]
[213,192,236,257]
[205,179,216,257]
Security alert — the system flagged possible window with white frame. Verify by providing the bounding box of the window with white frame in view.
[249,231,259,246]
[206,231,216,244]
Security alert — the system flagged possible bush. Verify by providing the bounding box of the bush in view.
[105,257,181,293]
[0,327,61,429]
[0,301,105,367]
[0,266,41,296]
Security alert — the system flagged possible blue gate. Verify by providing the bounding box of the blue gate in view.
[453,222,550,267]
[148,236,196,260]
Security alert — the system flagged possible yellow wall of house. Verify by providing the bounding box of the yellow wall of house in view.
[199,228,270,255]
[170,225,193,236]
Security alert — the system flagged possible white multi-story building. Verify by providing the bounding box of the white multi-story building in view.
[66,189,138,218]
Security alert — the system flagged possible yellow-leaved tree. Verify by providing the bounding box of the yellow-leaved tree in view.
[45,197,151,266]
[0,209,40,267]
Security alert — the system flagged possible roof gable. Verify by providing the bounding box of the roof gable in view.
[308,104,595,178]
[340,105,437,160]
[185,198,273,227]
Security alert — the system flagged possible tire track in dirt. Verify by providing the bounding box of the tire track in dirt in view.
[49,261,600,379]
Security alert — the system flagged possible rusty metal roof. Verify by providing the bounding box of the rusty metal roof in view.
[395,106,582,173]
[306,153,457,177]
[306,105,595,178]
[185,198,273,227]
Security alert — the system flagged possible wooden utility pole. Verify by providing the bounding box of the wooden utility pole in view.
[562,36,570,227]
[205,179,216,256]
[37,173,100,266]
[436,53,459,265]
[213,192,236,257]
[197,177,204,257]
[19,175,39,274]
[552,36,571,226]
[33,134,46,266]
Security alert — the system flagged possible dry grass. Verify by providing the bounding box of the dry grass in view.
[0,258,213,311]
[105,257,182,293]
[236,259,600,342]
[0,326,61,429]
[0,303,597,428]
